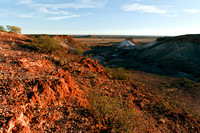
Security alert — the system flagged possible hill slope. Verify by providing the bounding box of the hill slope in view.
[0,32,199,132]
[134,34,200,77]
[86,34,200,78]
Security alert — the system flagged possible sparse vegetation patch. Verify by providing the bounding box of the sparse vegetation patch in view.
[172,78,200,90]
[0,26,6,32]
[6,25,21,33]
[36,35,62,53]
[26,35,63,53]
[106,67,130,80]
[73,43,92,55]
[0,25,21,33]
[89,90,136,132]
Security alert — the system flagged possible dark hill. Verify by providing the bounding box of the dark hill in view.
[133,34,200,77]
[85,34,200,78]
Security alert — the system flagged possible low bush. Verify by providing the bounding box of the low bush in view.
[106,67,130,80]
[158,98,180,114]
[89,90,136,132]
[73,48,85,55]
[173,78,200,88]
[6,25,21,33]
[35,35,62,53]
[25,35,63,53]
[0,25,21,33]
[73,43,92,55]
[0,26,6,32]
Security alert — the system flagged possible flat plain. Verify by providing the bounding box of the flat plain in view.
[72,35,157,45]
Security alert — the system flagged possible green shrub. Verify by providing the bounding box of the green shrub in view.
[73,43,91,55]
[34,35,62,53]
[0,26,6,32]
[89,90,136,132]
[173,78,200,88]
[91,74,98,79]
[73,48,84,55]
[6,25,21,33]
[106,67,130,80]
[159,98,179,113]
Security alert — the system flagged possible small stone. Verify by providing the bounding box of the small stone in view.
[18,58,28,66]
[81,118,85,122]
[59,60,65,66]
[6,60,12,63]
[24,68,34,73]
[140,102,145,108]
[159,118,166,124]
[52,56,60,62]
[2,99,7,105]
[67,124,72,128]
[17,51,22,55]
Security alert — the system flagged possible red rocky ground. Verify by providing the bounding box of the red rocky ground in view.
[0,32,199,132]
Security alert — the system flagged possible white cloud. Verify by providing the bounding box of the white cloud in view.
[122,3,168,14]
[16,0,106,20]
[19,13,36,18]
[18,0,106,9]
[37,8,70,15]
[19,12,79,20]
[184,9,199,14]
[47,15,80,20]
[18,0,32,4]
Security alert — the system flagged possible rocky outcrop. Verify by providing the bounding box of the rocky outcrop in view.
[0,33,89,132]
[0,32,30,46]
[1,70,87,132]
[54,35,79,50]
[78,57,106,76]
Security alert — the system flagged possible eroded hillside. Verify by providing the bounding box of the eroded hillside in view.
[86,35,200,78]
[0,32,199,132]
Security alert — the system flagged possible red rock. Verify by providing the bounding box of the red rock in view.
[25,68,34,73]
[78,57,106,76]
[2,99,7,105]
[6,60,12,63]
[18,58,28,66]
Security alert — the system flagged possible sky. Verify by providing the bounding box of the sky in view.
[0,0,200,36]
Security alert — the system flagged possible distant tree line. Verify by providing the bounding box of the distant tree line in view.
[0,25,21,33]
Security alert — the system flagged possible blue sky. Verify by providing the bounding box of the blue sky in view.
[1,0,200,35]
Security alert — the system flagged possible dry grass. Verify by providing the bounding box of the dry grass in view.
[88,89,136,132]
[106,67,131,80]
